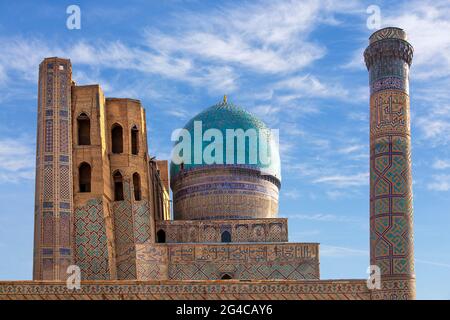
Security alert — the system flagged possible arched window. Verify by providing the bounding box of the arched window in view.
[111,124,123,154]
[156,229,166,243]
[131,125,139,155]
[77,113,91,145]
[221,230,231,243]
[221,274,232,280]
[133,172,141,201]
[113,171,124,201]
[79,162,91,192]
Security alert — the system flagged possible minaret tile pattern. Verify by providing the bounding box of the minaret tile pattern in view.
[33,58,74,280]
[364,27,416,299]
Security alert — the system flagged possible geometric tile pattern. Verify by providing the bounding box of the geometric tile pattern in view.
[42,212,54,247]
[113,181,137,280]
[0,279,372,300]
[157,219,288,243]
[133,201,151,244]
[371,278,416,300]
[172,167,279,220]
[369,88,414,279]
[136,243,319,281]
[43,165,53,201]
[59,165,71,201]
[33,58,74,280]
[365,29,415,299]
[136,245,167,280]
[74,198,110,280]
[59,212,71,247]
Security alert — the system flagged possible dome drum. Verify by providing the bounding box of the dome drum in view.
[171,164,279,220]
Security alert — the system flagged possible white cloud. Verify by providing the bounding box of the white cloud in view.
[416,259,450,269]
[340,48,365,71]
[286,213,359,223]
[417,118,450,145]
[0,64,6,85]
[326,190,346,200]
[0,0,364,97]
[145,0,353,74]
[384,0,450,80]
[164,108,191,120]
[427,175,450,191]
[273,74,350,99]
[0,137,35,183]
[320,245,368,257]
[282,188,301,199]
[337,144,364,154]
[0,37,236,94]
[433,159,450,170]
[313,172,369,188]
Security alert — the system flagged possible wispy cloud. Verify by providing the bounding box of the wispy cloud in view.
[282,188,301,200]
[313,172,369,188]
[0,137,35,183]
[337,144,365,154]
[416,259,450,269]
[0,37,237,94]
[145,0,352,74]
[273,75,349,99]
[320,245,368,258]
[384,0,450,81]
[326,190,346,200]
[427,174,450,191]
[285,213,359,223]
[432,159,450,170]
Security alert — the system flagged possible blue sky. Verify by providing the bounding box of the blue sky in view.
[0,0,449,299]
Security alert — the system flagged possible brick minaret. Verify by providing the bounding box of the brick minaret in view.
[33,58,74,280]
[364,27,415,299]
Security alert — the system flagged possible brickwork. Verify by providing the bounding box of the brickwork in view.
[0,280,371,300]
[25,34,419,300]
[156,218,288,243]
[74,198,110,280]
[172,166,279,220]
[33,58,74,280]
[136,243,319,281]
[365,27,416,299]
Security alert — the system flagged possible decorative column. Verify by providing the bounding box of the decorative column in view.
[33,58,74,280]
[364,27,415,299]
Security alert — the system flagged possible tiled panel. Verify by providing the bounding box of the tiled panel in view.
[74,198,110,280]
[136,243,319,281]
[156,218,288,243]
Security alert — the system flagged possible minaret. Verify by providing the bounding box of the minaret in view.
[364,28,415,299]
[33,58,74,280]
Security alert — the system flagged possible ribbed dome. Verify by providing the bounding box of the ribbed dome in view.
[170,100,281,182]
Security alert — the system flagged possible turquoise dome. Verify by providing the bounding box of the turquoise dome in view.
[170,100,281,181]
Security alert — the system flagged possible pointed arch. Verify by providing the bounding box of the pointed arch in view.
[111,123,123,154]
[131,125,139,155]
[221,230,231,243]
[79,162,91,192]
[113,170,124,201]
[133,172,141,201]
[77,113,90,145]
[156,229,166,243]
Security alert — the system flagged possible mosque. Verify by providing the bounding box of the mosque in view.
[0,27,415,299]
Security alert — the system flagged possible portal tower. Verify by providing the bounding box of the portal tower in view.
[33,58,74,280]
[364,27,415,299]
